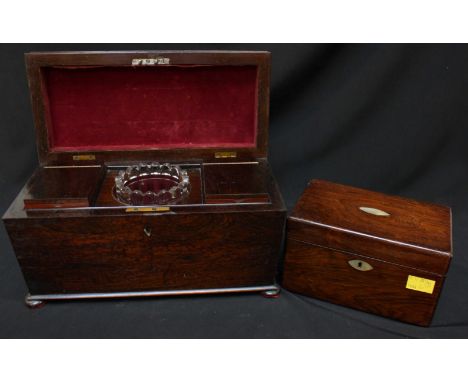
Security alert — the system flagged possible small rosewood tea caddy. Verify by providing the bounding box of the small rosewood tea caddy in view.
[283,180,452,326]
[2,51,286,307]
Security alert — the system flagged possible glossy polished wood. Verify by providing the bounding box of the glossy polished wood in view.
[3,51,286,304]
[203,163,270,204]
[205,194,270,204]
[6,211,284,294]
[282,179,452,326]
[283,240,444,326]
[23,166,104,209]
[204,163,269,195]
[291,179,451,258]
[4,163,285,298]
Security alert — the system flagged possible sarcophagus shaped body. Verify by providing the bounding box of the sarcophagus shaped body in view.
[3,51,286,307]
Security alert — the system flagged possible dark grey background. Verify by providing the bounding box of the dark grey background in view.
[1,44,467,338]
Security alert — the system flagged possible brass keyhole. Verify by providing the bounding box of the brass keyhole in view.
[143,226,152,237]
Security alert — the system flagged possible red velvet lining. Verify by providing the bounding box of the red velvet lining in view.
[43,65,258,151]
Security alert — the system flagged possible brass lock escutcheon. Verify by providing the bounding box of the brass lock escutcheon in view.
[348,259,373,271]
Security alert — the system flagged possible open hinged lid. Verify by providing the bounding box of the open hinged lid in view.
[288,180,452,275]
[26,51,271,166]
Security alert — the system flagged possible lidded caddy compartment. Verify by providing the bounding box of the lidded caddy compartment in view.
[282,179,452,326]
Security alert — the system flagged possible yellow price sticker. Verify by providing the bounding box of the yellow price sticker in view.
[406,275,436,294]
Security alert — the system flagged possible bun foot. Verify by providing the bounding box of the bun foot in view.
[261,287,280,299]
[25,295,46,309]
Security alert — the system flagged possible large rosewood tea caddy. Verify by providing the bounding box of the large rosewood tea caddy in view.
[282,180,452,326]
[2,51,286,307]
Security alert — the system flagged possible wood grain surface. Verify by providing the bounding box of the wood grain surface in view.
[23,166,104,209]
[3,160,286,296]
[5,211,285,295]
[2,50,286,301]
[292,179,451,255]
[282,179,452,326]
[283,239,443,326]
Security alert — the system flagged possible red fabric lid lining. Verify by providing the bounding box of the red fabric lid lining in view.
[42,65,258,152]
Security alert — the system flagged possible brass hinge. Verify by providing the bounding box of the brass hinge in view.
[73,154,96,161]
[214,151,237,159]
[125,207,170,213]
